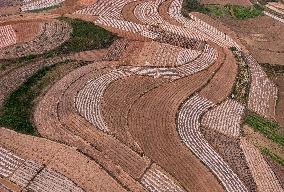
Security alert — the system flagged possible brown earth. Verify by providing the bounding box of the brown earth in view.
[0,13,60,24]
[78,0,97,6]
[275,76,284,133]
[0,178,20,192]
[128,47,226,192]
[121,1,144,25]
[0,6,19,15]
[119,41,146,65]
[34,63,148,191]
[125,41,176,67]
[243,125,284,160]
[48,0,90,14]
[158,0,182,26]
[12,21,42,43]
[102,76,169,154]
[200,127,257,191]
[220,15,284,65]
[200,0,252,6]
[0,128,127,192]
[191,12,247,51]
[69,48,108,61]
[199,48,237,103]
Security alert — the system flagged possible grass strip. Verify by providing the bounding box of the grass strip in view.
[0,61,84,135]
[261,147,284,167]
[182,1,264,20]
[245,113,284,146]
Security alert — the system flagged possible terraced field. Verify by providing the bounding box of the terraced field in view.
[0,0,283,192]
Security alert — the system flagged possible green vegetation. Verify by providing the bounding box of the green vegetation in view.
[245,113,284,146]
[182,0,264,20]
[229,4,264,20]
[0,17,117,71]
[182,0,209,14]
[261,148,284,167]
[230,50,250,104]
[53,17,118,55]
[0,61,85,135]
[0,54,37,71]
[261,63,284,78]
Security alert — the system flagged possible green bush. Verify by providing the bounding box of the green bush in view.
[228,4,263,19]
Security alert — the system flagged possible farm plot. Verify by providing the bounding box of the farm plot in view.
[101,75,168,153]
[128,41,202,67]
[11,21,43,43]
[140,163,185,192]
[201,99,245,137]
[0,56,66,108]
[10,160,44,188]
[0,147,24,178]
[200,127,257,191]
[0,20,71,59]
[177,94,248,192]
[168,0,240,49]
[240,138,283,192]
[74,0,135,20]
[243,53,278,119]
[128,50,225,192]
[0,25,16,49]
[21,0,66,12]
[0,128,127,192]
[34,63,149,191]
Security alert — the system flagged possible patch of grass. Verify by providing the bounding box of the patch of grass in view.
[261,63,284,78]
[205,5,226,17]
[182,1,264,20]
[0,54,37,71]
[228,4,264,20]
[261,148,284,167]
[52,17,118,55]
[182,0,209,15]
[245,113,284,146]
[0,60,85,135]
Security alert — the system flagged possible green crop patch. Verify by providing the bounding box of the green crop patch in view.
[0,60,85,135]
[245,113,284,146]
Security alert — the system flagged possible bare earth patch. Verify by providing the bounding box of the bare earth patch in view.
[220,15,284,65]
[200,0,252,6]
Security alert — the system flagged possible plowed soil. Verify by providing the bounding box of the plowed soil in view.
[128,48,226,192]
[220,15,284,65]
[12,21,42,43]
[200,0,252,6]
[0,128,126,192]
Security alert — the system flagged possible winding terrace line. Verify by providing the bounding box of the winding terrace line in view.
[128,46,226,192]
